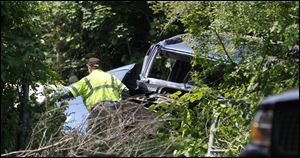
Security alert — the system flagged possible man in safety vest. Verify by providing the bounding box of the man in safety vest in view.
[59,57,129,133]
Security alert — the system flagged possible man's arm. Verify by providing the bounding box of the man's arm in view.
[53,87,74,101]
[61,89,74,100]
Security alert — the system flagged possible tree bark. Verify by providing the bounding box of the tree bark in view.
[15,83,29,151]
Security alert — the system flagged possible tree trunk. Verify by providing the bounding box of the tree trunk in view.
[15,83,29,151]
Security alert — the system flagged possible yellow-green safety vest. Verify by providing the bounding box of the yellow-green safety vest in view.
[68,69,127,111]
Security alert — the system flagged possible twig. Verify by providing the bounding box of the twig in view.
[214,29,234,64]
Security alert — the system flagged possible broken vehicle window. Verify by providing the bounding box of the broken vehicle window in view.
[148,50,174,80]
[148,49,192,84]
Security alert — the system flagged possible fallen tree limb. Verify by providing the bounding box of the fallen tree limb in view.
[1,137,73,157]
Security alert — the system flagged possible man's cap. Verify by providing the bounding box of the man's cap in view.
[87,57,101,68]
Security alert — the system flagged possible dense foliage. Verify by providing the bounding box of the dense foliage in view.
[48,1,155,81]
[149,1,299,156]
[1,1,298,156]
[1,1,64,153]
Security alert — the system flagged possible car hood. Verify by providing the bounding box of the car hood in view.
[107,63,138,90]
[107,63,136,81]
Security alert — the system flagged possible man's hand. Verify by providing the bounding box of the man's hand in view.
[52,87,73,101]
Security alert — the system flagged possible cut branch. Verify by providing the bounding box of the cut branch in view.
[1,137,73,157]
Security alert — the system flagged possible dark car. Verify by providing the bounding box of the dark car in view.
[240,89,299,157]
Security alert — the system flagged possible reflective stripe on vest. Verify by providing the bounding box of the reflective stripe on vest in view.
[70,85,80,96]
[84,78,94,99]
[84,75,124,99]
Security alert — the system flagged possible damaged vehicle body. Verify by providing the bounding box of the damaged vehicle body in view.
[108,34,198,106]
[137,34,194,95]
[128,34,196,105]
[113,33,244,106]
